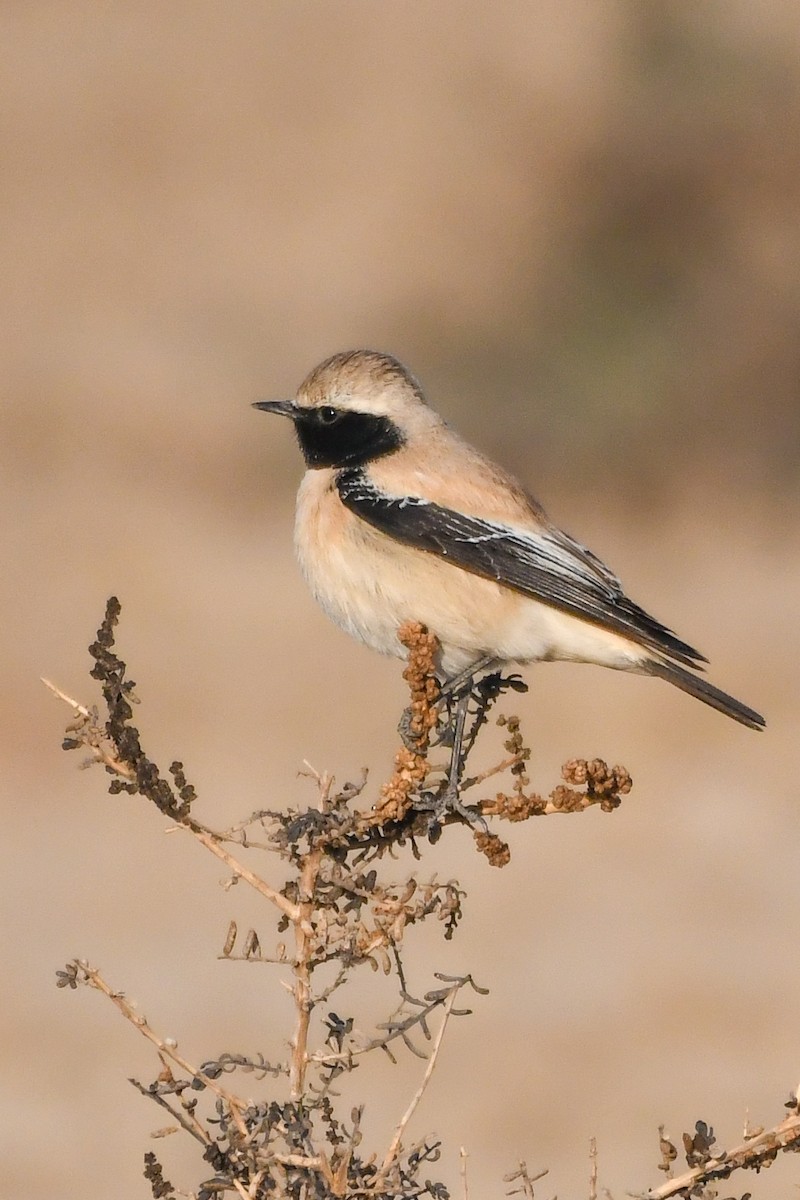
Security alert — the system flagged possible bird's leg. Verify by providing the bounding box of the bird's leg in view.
[416,677,488,832]
[442,687,473,808]
[398,654,514,830]
[397,653,497,751]
[439,655,497,701]
[424,661,529,828]
[424,655,498,751]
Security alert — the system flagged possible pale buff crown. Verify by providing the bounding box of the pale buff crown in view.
[295,349,435,423]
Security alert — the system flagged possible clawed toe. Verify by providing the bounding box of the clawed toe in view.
[415,782,487,834]
[397,706,420,751]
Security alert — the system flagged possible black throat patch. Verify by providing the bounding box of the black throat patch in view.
[294,408,404,469]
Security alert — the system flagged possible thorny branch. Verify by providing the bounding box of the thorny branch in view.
[50,599,567,1198]
[47,597,797,1199]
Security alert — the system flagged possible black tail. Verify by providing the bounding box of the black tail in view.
[647,661,765,731]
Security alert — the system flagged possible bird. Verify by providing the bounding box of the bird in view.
[254,350,765,772]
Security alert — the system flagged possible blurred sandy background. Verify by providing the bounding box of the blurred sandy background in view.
[3,3,799,1197]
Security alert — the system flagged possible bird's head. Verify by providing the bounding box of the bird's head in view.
[254,349,433,470]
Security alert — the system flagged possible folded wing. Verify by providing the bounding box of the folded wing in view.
[336,468,705,669]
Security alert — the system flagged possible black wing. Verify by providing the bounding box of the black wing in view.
[336,468,705,669]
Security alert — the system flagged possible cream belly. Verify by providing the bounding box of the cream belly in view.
[294,470,647,678]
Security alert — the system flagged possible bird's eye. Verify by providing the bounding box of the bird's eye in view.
[318,406,339,424]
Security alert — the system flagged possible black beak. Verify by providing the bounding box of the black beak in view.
[252,399,297,419]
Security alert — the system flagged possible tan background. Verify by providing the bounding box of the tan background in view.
[3,3,799,1198]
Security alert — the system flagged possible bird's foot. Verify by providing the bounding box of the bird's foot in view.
[398,700,456,751]
[397,705,419,751]
[415,781,487,839]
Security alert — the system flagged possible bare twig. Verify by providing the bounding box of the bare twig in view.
[70,961,248,1137]
[504,1162,549,1197]
[129,1078,211,1147]
[377,984,459,1181]
[42,677,135,778]
[589,1136,598,1200]
[181,823,309,930]
[44,678,310,932]
[42,678,93,719]
[461,753,525,791]
[460,1145,469,1200]
[289,846,323,1101]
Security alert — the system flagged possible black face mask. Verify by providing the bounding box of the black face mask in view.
[293,407,405,469]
